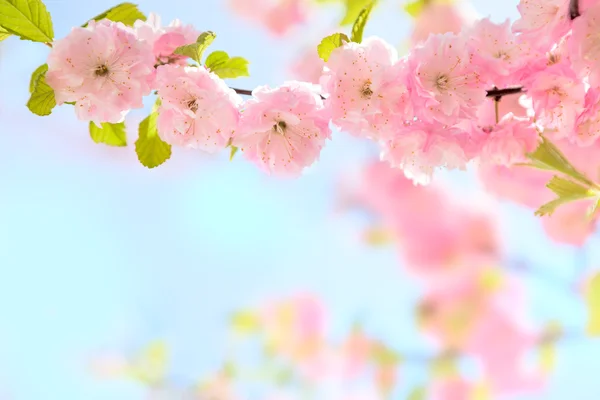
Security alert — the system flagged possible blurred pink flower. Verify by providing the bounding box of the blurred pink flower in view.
[288,47,325,84]
[227,0,309,36]
[430,378,472,400]
[411,1,476,44]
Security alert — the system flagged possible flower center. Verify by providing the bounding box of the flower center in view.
[493,50,510,61]
[187,99,199,113]
[94,64,110,77]
[273,120,287,134]
[435,74,450,92]
[360,80,373,99]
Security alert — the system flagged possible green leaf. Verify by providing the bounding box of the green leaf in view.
[0,25,11,41]
[229,145,239,161]
[350,0,376,43]
[29,63,47,93]
[370,341,400,366]
[205,51,250,79]
[340,0,372,25]
[407,386,426,400]
[89,122,127,147]
[174,31,216,65]
[534,176,596,217]
[430,354,459,378]
[230,310,260,335]
[404,0,426,17]
[317,33,350,62]
[87,2,146,26]
[26,70,55,116]
[527,136,595,187]
[135,112,172,169]
[0,0,54,42]
[586,272,600,336]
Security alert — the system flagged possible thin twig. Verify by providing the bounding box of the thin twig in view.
[486,86,524,98]
[569,0,580,20]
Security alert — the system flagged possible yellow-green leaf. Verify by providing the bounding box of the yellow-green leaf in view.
[229,145,239,161]
[350,0,376,43]
[29,63,47,93]
[230,310,260,335]
[340,0,372,25]
[539,342,557,373]
[26,70,55,116]
[87,2,146,26]
[370,341,400,366]
[0,25,10,41]
[404,0,426,17]
[0,0,54,42]
[407,386,426,400]
[205,51,250,79]
[89,122,127,146]
[534,176,596,217]
[135,112,172,168]
[127,340,168,385]
[430,354,459,378]
[586,272,600,336]
[527,136,595,187]
[317,33,350,62]
[174,31,216,65]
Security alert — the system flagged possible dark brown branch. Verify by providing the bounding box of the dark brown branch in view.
[570,0,580,20]
[232,88,253,96]
[486,86,524,99]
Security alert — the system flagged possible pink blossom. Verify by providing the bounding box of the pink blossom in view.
[46,20,154,124]
[411,2,475,44]
[233,82,331,176]
[574,88,600,146]
[512,0,571,48]
[155,65,241,151]
[227,0,308,36]
[570,3,600,87]
[380,121,473,184]
[408,33,485,125]
[321,37,411,140]
[288,46,325,84]
[525,64,585,135]
[134,13,199,67]
[431,378,472,400]
[542,200,598,246]
[467,18,529,86]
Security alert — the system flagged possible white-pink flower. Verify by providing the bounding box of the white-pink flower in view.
[512,0,571,48]
[408,33,485,125]
[467,18,530,86]
[288,46,325,84]
[155,65,242,151]
[232,82,331,177]
[320,37,410,140]
[570,3,600,87]
[46,19,155,124]
[525,64,585,136]
[411,1,475,45]
[380,121,474,184]
[228,0,309,36]
[134,13,200,67]
[574,88,600,146]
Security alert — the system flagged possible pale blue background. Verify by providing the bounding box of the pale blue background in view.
[0,0,599,399]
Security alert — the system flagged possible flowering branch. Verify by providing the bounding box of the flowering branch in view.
[485,86,524,98]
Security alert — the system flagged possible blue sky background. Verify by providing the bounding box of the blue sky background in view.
[1,0,599,399]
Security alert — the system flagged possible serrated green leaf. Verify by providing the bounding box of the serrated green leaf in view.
[135,112,172,169]
[0,0,54,42]
[230,310,260,334]
[0,25,10,41]
[174,31,216,65]
[317,33,350,62]
[205,51,250,79]
[534,176,596,217]
[586,272,600,336]
[86,2,146,27]
[527,136,595,187]
[89,122,127,147]
[29,63,47,93]
[407,386,426,400]
[26,70,55,116]
[404,0,426,17]
[229,145,239,161]
[340,0,372,25]
[350,0,376,43]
